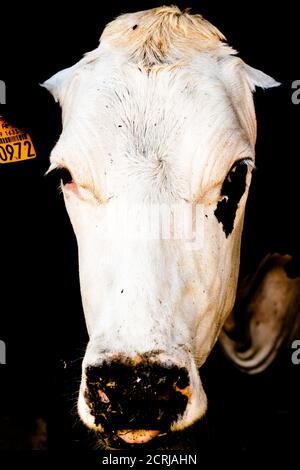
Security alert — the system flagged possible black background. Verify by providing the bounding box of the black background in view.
[0,0,299,458]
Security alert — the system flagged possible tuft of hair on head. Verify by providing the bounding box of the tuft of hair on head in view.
[100,5,233,67]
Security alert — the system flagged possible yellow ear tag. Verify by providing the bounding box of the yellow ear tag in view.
[0,117,36,163]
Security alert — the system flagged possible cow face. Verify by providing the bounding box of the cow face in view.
[44,7,278,445]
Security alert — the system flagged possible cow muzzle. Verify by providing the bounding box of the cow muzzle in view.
[83,354,191,444]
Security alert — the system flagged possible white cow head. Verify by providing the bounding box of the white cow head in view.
[44,6,278,445]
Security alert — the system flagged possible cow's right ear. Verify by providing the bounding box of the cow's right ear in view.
[41,65,77,104]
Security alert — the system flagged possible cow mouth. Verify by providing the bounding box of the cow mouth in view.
[93,426,167,449]
[116,429,160,444]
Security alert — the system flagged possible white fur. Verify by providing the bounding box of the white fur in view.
[44,6,278,434]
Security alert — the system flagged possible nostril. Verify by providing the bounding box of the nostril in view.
[175,369,190,390]
[98,389,110,403]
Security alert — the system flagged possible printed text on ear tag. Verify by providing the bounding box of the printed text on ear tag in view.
[0,117,36,163]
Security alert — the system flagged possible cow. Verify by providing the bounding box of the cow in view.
[44,6,280,446]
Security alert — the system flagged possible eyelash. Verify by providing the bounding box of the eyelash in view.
[45,166,76,195]
[230,157,255,172]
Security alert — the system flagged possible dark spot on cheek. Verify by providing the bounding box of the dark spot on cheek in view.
[214,163,248,237]
[132,24,138,30]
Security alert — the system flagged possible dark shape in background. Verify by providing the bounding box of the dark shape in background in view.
[0,0,299,457]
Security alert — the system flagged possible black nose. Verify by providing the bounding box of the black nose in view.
[85,358,190,432]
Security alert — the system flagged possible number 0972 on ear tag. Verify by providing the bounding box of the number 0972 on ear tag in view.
[0,117,36,163]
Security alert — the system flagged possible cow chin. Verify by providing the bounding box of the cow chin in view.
[77,350,207,446]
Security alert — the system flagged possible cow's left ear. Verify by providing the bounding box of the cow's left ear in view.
[243,63,280,91]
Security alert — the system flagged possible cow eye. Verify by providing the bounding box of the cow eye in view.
[46,166,75,191]
[214,158,253,237]
[55,167,73,186]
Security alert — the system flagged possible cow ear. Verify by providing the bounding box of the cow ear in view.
[219,254,300,374]
[219,56,280,144]
[243,63,280,91]
[41,65,77,104]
